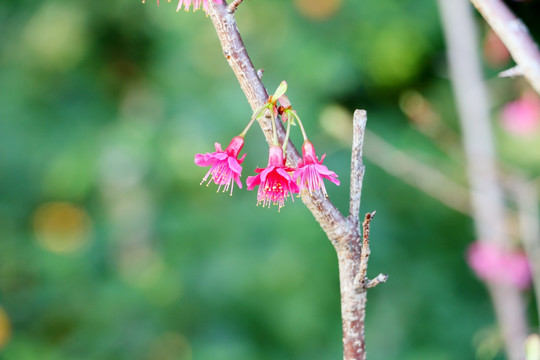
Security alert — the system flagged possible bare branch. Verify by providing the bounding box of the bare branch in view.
[366,273,388,289]
[470,0,540,95]
[349,110,367,229]
[354,211,376,291]
[227,0,244,14]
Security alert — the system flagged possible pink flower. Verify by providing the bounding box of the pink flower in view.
[293,140,340,196]
[246,146,299,209]
[194,136,246,195]
[501,92,540,135]
[467,241,531,289]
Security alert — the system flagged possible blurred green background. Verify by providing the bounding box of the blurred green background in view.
[1,0,540,359]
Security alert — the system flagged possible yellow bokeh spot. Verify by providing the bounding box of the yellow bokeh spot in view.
[294,0,343,20]
[22,3,88,71]
[526,334,540,360]
[33,202,91,254]
[0,307,12,350]
[146,332,192,360]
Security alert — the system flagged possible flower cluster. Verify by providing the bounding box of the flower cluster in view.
[194,81,340,210]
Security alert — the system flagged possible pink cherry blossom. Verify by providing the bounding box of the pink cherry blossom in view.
[293,140,340,196]
[194,136,246,195]
[467,241,531,289]
[501,92,540,135]
[246,146,299,209]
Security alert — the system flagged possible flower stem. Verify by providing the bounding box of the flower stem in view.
[291,111,308,141]
[271,109,279,146]
[283,116,292,152]
[240,104,268,137]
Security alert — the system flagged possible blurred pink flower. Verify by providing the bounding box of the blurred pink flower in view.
[501,92,540,135]
[467,242,531,289]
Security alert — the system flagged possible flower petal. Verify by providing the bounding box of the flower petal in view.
[194,153,217,167]
[227,157,242,174]
[246,174,261,190]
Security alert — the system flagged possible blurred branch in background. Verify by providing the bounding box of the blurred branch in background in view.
[510,176,540,326]
[438,0,529,359]
[469,0,540,95]
[399,90,464,164]
[365,131,470,215]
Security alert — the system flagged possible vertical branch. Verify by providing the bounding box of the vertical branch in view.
[469,0,540,95]
[438,0,528,359]
[339,109,383,360]
[339,211,386,360]
[337,241,366,360]
[349,110,367,229]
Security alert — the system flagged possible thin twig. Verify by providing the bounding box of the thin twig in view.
[354,212,387,292]
[349,110,367,229]
[227,0,244,14]
[469,0,540,95]
[358,211,375,288]
[366,274,388,289]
